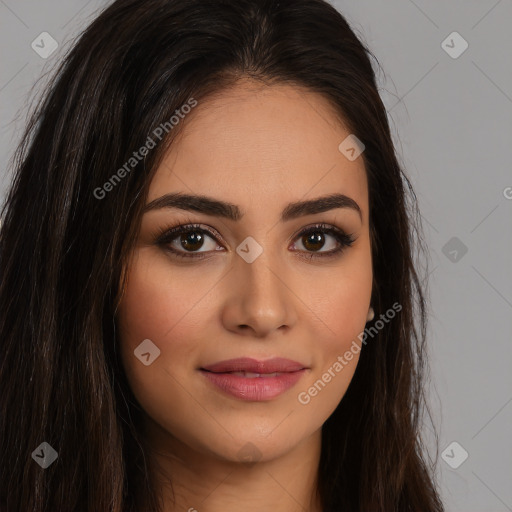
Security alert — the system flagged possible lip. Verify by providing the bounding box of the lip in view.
[200,357,307,374]
[200,369,307,401]
[199,357,309,401]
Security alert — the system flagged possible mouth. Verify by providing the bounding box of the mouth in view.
[205,371,286,378]
[200,357,308,374]
[199,358,309,401]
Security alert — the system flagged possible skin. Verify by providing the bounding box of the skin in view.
[116,79,373,512]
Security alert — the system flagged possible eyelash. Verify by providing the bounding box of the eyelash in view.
[154,221,356,261]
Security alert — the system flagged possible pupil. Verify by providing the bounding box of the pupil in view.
[178,231,326,253]
[181,232,204,251]
[303,232,324,251]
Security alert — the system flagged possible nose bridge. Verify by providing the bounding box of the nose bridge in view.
[224,239,296,335]
[237,240,287,303]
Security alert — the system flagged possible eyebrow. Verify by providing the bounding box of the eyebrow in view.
[143,192,362,222]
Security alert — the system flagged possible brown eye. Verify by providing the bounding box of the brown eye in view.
[301,231,328,252]
[156,222,355,261]
[178,231,206,252]
[291,223,356,259]
[157,224,222,259]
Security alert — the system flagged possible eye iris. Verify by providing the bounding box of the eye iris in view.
[303,232,325,252]
[180,231,204,251]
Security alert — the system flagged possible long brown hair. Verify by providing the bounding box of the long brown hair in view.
[0,0,444,510]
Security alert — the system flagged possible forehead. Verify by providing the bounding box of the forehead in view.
[148,81,368,221]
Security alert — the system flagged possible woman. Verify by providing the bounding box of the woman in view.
[0,0,444,510]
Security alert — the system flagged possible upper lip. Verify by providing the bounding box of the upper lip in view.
[200,357,307,374]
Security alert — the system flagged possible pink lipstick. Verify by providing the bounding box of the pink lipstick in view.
[199,357,308,401]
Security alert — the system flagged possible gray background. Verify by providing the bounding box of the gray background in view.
[1,1,511,510]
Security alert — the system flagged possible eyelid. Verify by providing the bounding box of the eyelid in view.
[291,222,356,251]
[155,220,356,260]
[154,220,224,245]
[290,222,349,241]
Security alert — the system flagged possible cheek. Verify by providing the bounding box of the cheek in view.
[296,250,372,410]
[307,245,372,349]
[115,250,213,401]
[320,282,370,339]
[117,248,215,347]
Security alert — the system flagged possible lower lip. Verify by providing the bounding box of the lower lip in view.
[200,369,307,401]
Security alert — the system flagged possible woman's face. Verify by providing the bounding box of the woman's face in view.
[117,80,372,464]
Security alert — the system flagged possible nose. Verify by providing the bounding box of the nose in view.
[220,250,298,338]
